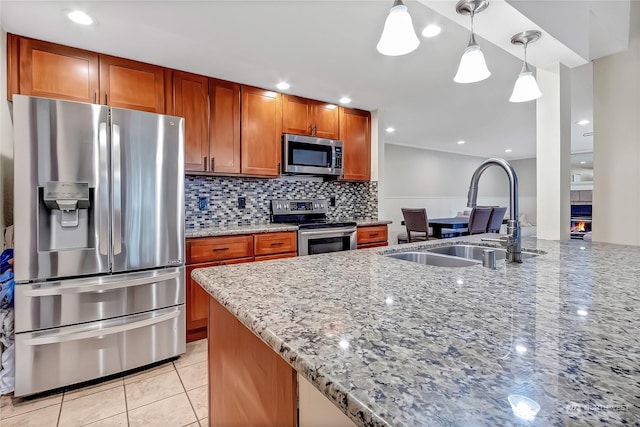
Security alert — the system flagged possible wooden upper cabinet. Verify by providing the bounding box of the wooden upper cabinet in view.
[340,107,371,181]
[209,79,241,174]
[241,86,282,176]
[174,71,209,172]
[282,95,339,140]
[282,95,313,136]
[15,36,99,103]
[314,102,339,139]
[99,55,165,113]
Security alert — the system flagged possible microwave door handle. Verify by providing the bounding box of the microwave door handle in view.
[112,123,122,255]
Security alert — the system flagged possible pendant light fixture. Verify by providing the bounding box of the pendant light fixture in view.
[376,0,420,56]
[509,30,542,103]
[454,0,491,83]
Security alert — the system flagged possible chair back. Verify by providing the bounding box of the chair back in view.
[486,207,507,233]
[468,207,493,234]
[401,208,429,241]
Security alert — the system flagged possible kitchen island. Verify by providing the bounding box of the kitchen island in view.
[192,235,640,426]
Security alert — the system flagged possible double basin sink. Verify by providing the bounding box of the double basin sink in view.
[385,244,538,268]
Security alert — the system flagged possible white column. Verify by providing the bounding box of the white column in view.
[370,109,385,220]
[535,63,571,240]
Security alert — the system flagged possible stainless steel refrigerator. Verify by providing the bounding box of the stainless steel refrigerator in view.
[12,95,186,396]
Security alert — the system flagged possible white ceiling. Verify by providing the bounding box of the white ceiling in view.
[0,1,629,159]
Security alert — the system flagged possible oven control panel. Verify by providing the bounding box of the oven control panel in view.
[271,199,328,215]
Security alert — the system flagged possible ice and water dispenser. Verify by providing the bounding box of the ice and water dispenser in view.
[39,181,94,251]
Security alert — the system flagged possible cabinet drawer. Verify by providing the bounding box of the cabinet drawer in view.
[255,252,297,262]
[187,235,253,263]
[357,225,388,245]
[254,232,297,256]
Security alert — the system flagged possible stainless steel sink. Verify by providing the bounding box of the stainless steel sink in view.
[385,252,479,267]
[424,244,537,261]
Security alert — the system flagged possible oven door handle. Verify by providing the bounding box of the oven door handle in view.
[299,228,357,236]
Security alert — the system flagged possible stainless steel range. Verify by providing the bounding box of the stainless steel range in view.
[270,199,357,256]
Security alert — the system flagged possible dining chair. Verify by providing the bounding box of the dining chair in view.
[486,207,508,233]
[397,208,430,243]
[464,207,493,235]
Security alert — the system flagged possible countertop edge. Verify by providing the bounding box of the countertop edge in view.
[185,220,392,238]
[191,269,393,427]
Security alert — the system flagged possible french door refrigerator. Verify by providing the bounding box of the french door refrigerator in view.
[12,95,186,396]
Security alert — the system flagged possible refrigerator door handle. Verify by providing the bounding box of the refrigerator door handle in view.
[112,123,122,255]
[22,308,181,346]
[98,122,110,256]
[22,270,180,297]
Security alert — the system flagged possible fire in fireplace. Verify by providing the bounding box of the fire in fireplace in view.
[570,205,592,239]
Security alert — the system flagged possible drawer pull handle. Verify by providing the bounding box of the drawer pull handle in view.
[369,233,380,237]
[213,247,229,251]
[270,242,284,246]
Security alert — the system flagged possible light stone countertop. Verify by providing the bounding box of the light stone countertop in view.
[185,220,392,238]
[191,235,640,426]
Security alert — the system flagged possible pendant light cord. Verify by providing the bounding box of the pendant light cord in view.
[521,42,530,73]
[468,10,477,47]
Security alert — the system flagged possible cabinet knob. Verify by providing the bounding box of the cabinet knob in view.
[211,157,215,171]
[204,156,208,171]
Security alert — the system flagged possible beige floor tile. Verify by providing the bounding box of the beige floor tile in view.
[64,378,124,402]
[0,403,60,427]
[82,412,128,426]
[199,418,209,427]
[176,360,208,391]
[174,339,208,369]
[0,392,62,419]
[186,385,208,420]
[124,361,175,385]
[128,393,197,427]
[125,370,185,410]
[58,386,126,427]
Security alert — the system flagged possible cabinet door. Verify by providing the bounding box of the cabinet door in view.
[241,86,282,176]
[282,95,313,136]
[17,36,99,103]
[340,107,371,181]
[99,55,165,113]
[174,71,209,172]
[314,102,339,139]
[210,79,241,174]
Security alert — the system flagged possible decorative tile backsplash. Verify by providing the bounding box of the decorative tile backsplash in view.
[185,176,378,228]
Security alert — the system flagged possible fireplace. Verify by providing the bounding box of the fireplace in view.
[571,204,592,239]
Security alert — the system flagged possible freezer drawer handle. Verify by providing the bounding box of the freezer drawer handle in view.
[23,308,181,346]
[22,271,180,297]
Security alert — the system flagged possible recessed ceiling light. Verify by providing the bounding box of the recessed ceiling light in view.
[457,140,465,145]
[276,82,290,90]
[326,104,337,110]
[580,161,586,164]
[67,10,94,26]
[339,97,351,104]
[421,24,442,38]
[505,149,513,153]
[577,119,590,125]
[386,127,395,133]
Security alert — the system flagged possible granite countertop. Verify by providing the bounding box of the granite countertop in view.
[191,235,640,426]
[185,220,392,238]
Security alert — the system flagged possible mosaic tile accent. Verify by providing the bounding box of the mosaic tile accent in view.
[185,176,378,229]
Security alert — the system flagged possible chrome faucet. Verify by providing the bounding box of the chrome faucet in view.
[467,158,522,263]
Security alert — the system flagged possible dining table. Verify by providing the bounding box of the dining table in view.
[427,217,509,239]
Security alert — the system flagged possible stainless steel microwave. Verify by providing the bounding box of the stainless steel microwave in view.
[282,134,343,177]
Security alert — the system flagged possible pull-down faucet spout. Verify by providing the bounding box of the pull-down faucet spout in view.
[467,158,522,263]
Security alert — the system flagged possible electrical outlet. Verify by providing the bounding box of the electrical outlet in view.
[238,196,246,209]
[198,196,207,210]
[330,196,336,207]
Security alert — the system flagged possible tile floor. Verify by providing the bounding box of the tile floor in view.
[0,339,208,427]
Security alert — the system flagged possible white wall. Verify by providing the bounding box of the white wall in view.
[381,144,536,242]
[1,26,15,247]
[592,2,640,245]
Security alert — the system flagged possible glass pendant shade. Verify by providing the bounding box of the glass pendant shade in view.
[454,43,491,83]
[376,3,420,56]
[509,70,542,102]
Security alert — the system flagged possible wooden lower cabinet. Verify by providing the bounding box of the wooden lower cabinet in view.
[357,224,389,249]
[186,231,296,342]
[209,299,356,426]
